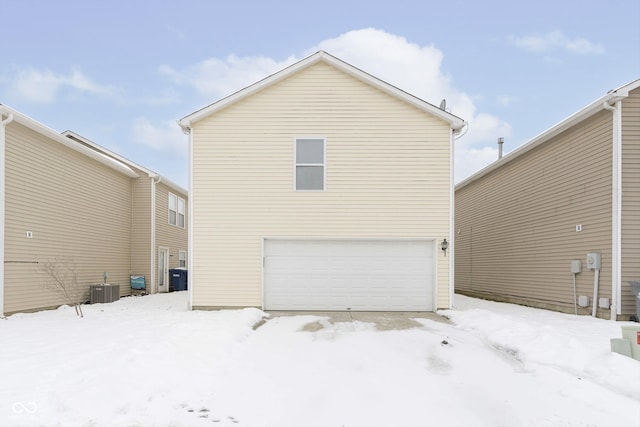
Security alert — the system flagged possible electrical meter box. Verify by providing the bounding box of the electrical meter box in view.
[586,252,601,270]
[571,260,582,274]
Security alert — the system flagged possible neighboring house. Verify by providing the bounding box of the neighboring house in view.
[455,79,639,320]
[0,105,188,316]
[179,51,466,312]
[62,132,189,296]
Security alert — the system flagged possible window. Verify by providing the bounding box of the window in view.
[179,250,187,268]
[169,192,186,228]
[178,197,185,228]
[295,138,325,191]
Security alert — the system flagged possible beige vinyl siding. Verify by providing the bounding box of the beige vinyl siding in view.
[621,88,640,315]
[4,121,132,314]
[155,183,188,272]
[455,110,614,318]
[131,176,152,287]
[192,61,452,310]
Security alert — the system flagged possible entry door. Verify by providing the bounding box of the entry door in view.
[158,247,169,293]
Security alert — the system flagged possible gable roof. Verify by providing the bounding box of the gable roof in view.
[0,104,138,178]
[456,78,640,190]
[178,50,466,132]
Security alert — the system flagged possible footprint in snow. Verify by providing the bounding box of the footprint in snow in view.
[185,405,237,423]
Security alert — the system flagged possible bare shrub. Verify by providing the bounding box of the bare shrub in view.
[40,258,84,317]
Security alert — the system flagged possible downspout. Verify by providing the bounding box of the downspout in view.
[603,100,622,321]
[185,125,194,310]
[150,174,162,293]
[448,128,455,309]
[450,122,468,308]
[0,112,13,317]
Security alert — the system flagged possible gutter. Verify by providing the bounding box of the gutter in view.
[0,112,14,317]
[456,80,639,191]
[603,100,622,320]
[0,108,138,179]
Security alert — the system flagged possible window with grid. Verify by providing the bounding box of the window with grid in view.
[295,138,325,191]
[169,193,186,228]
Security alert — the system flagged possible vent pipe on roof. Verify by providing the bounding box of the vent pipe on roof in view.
[497,137,504,159]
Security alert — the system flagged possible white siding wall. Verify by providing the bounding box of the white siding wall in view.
[191,62,452,309]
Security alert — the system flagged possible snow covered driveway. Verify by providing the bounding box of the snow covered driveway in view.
[1,293,638,427]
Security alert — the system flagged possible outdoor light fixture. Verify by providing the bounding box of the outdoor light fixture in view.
[441,238,448,256]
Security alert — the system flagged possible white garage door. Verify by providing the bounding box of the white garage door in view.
[264,239,435,311]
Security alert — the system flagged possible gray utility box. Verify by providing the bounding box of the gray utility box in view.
[90,284,120,304]
[586,252,601,270]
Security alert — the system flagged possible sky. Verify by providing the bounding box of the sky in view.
[1,0,638,188]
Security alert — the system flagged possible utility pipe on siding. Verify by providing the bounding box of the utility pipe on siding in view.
[603,100,622,321]
[0,112,14,317]
[572,272,578,315]
[592,267,601,318]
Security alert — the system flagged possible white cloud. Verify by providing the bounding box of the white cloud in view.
[508,30,605,55]
[159,54,297,100]
[163,28,511,180]
[138,87,182,106]
[496,94,518,107]
[308,29,512,151]
[132,118,187,156]
[455,146,501,183]
[8,67,120,104]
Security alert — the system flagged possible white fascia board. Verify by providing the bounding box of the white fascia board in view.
[456,79,640,190]
[318,51,466,131]
[63,130,154,176]
[63,130,188,195]
[0,105,139,178]
[179,51,466,132]
[154,175,188,197]
[179,52,323,129]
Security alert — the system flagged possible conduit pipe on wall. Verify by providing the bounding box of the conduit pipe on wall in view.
[0,112,14,317]
[603,100,622,321]
[592,267,601,318]
[572,272,578,315]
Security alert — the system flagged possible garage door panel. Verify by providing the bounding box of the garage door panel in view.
[264,239,435,311]
[265,240,434,257]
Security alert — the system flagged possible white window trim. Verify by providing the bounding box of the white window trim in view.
[168,192,186,228]
[178,250,187,268]
[294,137,326,191]
[178,197,185,228]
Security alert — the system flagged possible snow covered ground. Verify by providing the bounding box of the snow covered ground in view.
[1,292,638,427]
